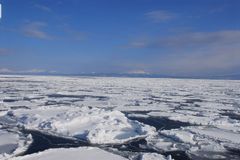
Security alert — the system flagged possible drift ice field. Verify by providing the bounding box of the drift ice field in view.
[0,75,240,160]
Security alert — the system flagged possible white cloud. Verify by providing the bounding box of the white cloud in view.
[125,30,240,75]
[22,22,52,39]
[154,45,240,75]
[128,30,240,49]
[145,10,175,23]
[35,4,52,12]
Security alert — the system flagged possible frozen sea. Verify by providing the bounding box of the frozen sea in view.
[0,75,240,160]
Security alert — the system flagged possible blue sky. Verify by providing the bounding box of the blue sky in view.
[0,0,240,76]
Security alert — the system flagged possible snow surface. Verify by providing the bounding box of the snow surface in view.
[1,106,155,144]
[0,75,240,159]
[10,147,127,160]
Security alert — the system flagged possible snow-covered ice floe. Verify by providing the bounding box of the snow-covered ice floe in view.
[1,75,240,159]
[9,147,174,160]
[9,147,127,160]
[1,106,156,144]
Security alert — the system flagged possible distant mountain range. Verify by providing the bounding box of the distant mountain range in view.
[1,72,240,80]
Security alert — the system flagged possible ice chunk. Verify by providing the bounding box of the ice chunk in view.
[161,129,196,145]
[141,153,169,160]
[2,106,156,144]
[0,130,32,159]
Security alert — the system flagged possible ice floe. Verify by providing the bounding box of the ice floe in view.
[0,106,155,144]
[1,75,240,159]
[10,147,127,160]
